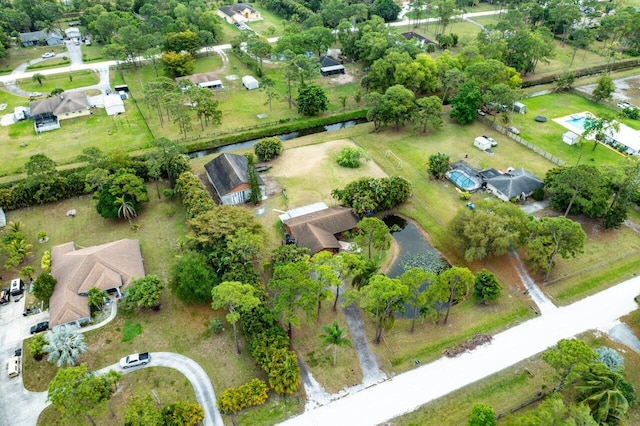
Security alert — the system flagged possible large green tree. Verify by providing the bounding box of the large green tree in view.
[367,84,416,131]
[582,112,620,152]
[527,216,586,281]
[545,165,612,218]
[48,365,120,425]
[473,270,502,304]
[169,251,219,304]
[468,403,496,426]
[448,199,529,261]
[211,281,261,354]
[354,217,391,261]
[542,338,597,390]
[577,363,631,425]
[297,84,328,116]
[32,272,56,307]
[400,268,433,332]
[415,95,443,134]
[350,274,408,344]
[95,171,148,220]
[449,80,482,125]
[126,275,164,310]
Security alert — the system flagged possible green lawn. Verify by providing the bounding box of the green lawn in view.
[0,45,69,72]
[510,92,635,168]
[17,69,100,93]
[25,57,72,71]
[246,5,288,38]
[0,104,152,177]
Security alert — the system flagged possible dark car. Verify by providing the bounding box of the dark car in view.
[30,321,49,334]
[0,289,10,304]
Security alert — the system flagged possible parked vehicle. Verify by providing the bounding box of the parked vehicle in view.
[7,356,20,378]
[0,288,10,304]
[507,126,520,135]
[30,321,49,334]
[482,135,498,147]
[120,352,150,369]
[41,52,55,59]
[10,278,25,296]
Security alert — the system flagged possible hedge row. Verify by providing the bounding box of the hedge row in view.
[174,171,215,219]
[217,379,269,414]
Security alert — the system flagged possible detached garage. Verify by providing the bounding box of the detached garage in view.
[242,75,259,90]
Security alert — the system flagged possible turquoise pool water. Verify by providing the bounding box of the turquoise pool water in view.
[446,169,481,192]
[564,116,587,132]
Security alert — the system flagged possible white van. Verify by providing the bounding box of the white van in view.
[10,278,24,296]
[7,356,20,378]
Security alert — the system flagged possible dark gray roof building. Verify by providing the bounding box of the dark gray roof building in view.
[485,168,544,201]
[204,153,265,205]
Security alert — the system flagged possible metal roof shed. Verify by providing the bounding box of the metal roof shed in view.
[242,75,259,90]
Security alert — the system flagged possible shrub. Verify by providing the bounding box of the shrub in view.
[595,346,624,372]
[217,379,269,414]
[459,191,471,200]
[531,187,545,201]
[254,137,283,162]
[41,250,51,272]
[336,146,368,168]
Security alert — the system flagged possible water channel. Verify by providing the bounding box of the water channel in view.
[188,118,368,158]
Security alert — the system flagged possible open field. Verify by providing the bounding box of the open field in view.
[0,105,152,177]
[510,92,636,167]
[16,69,99,93]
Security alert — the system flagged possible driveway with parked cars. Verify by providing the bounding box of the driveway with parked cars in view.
[0,285,50,426]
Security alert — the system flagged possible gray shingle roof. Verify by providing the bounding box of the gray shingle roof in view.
[204,153,264,198]
[20,29,63,43]
[486,168,544,198]
[219,3,258,18]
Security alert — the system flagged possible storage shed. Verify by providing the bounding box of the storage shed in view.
[242,75,259,90]
[473,136,492,151]
[513,102,527,114]
[562,131,580,145]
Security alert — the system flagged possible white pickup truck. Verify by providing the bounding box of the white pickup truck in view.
[119,352,150,369]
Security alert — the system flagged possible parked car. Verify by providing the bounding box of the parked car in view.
[7,356,20,378]
[41,52,55,59]
[618,101,634,109]
[0,288,10,304]
[120,352,150,369]
[507,126,520,135]
[477,109,486,116]
[482,135,498,147]
[30,321,49,335]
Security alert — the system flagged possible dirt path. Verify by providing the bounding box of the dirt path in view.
[509,250,557,315]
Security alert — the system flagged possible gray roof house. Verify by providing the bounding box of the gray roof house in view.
[20,29,63,46]
[485,168,544,201]
[204,153,265,205]
[30,92,91,134]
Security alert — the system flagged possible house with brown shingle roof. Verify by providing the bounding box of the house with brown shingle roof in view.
[30,91,91,134]
[49,239,145,328]
[282,207,359,255]
[176,72,224,90]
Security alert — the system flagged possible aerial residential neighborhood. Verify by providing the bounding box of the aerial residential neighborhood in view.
[0,0,640,425]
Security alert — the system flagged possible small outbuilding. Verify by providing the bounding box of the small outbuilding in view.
[242,75,259,90]
[562,131,580,145]
[104,94,125,116]
[513,102,527,114]
[473,136,492,151]
[65,27,81,39]
[0,208,6,227]
[319,55,345,77]
[177,72,224,90]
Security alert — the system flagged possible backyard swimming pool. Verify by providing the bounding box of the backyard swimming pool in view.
[446,169,481,192]
[563,116,587,133]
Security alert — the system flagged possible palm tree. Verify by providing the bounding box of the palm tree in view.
[44,325,88,367]
[32,73,45,86]
[319,321,352,366]
[116,196,136,225]
[577,363,629,424]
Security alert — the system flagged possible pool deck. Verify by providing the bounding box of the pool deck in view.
[553,111,640,154]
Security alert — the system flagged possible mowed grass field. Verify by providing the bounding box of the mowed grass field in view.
[16,69,100,94]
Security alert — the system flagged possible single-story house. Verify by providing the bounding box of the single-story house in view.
[218,3,262,24]
[176,72,224,90]
[282,206,359,255]
[204,153,265,205]
[242,75,259,90]
[20,29,63,46]
[485,168,544,201]
[104,93,125,116]
[65,27,81,39]
[513,102,527,114]
[562,131,580,145]
[319,55,345,77]
[30,92,91,134]
[49,239,145,328]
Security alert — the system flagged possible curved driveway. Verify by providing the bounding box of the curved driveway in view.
[97,352,223,426]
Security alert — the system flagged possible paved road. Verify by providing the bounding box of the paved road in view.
[280,275,640,426]
[97,352,223,426]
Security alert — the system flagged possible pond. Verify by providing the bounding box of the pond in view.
[383,215,449,319]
